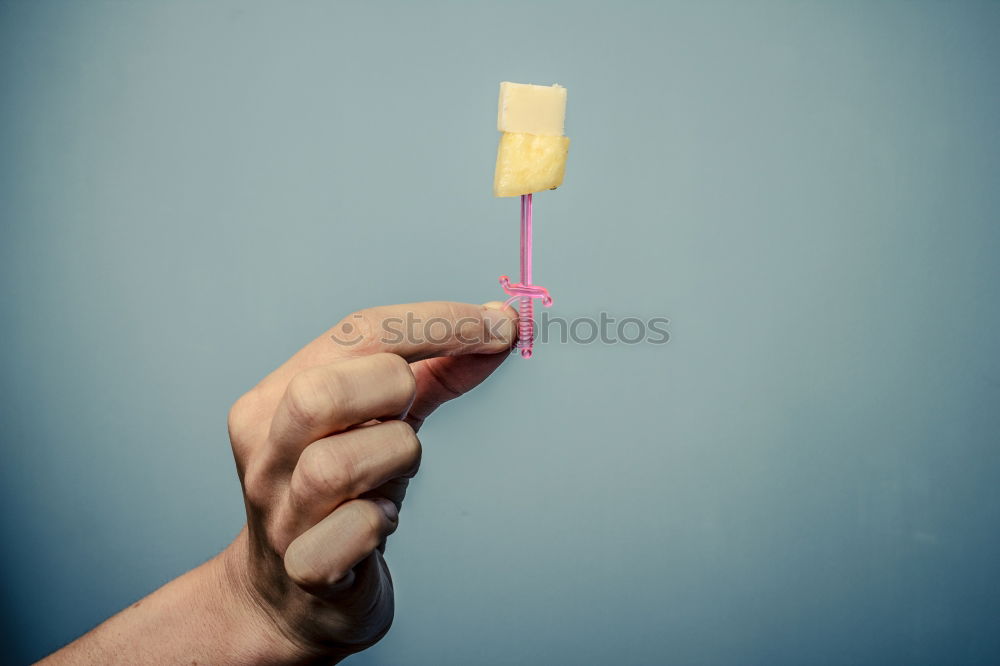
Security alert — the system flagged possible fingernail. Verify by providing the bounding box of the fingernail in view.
[375,498,399,522]
[481,302,516,346]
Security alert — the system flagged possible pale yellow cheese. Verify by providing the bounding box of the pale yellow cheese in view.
[493,132,570,197]
[497,82,567,136]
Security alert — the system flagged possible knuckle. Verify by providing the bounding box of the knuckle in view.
[337,309,379,352]
[227,388,262,443]
[373,352,417,401]
[292,444,355,500]
[388,420,422,471]
[342,499,389,553]
[399,363,418,402]
[283,370,331,431]
[444,302,464,340]
[355,502,389,549]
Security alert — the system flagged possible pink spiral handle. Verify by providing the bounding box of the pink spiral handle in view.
[498,193,553,358]
[498,276,553,307]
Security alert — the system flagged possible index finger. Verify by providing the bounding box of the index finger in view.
[331,301,516,361]
[261,302,516,392]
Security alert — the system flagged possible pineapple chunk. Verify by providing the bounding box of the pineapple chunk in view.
[493,132,570,197]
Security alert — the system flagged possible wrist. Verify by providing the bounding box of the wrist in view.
[215,527,329,664]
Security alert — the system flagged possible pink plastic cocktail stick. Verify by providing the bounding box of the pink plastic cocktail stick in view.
[499,193,554,358]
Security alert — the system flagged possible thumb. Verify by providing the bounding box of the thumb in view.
[405,302,516,430]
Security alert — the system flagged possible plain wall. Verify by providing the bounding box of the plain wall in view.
[1,1,999,664]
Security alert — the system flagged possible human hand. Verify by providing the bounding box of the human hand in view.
[221,301,516,662]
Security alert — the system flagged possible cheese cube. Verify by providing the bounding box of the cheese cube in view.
[497,82,567,136]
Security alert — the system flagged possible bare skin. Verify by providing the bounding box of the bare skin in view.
[40,301,517,664]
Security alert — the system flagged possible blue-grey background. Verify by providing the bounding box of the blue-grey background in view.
[2,1,999,664]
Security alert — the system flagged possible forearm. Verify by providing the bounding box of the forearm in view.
[40,529,310,665]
